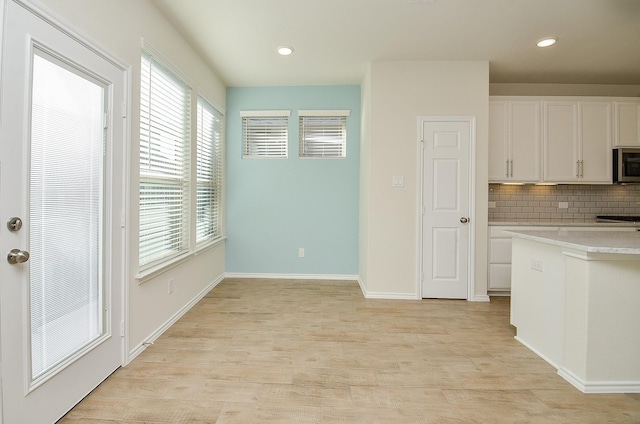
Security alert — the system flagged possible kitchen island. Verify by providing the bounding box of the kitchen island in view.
[509,229,640,393]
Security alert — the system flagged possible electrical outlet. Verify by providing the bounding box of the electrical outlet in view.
[298,248,305,258]
[558,202,569,209]
[531,259,544,272]
[168,278,174,294]
[488,201,496,208]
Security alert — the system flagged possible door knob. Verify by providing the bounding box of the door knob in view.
[460,217,469,223]
[7,249,29,265]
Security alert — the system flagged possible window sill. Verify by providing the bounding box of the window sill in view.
[135,236,226,285]
[195,236,226,255]
[136,252,193,285]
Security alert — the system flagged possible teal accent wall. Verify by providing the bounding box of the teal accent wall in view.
[225,85,360,275]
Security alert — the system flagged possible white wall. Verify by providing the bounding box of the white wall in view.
[359,65,373,293]
[360,61,489,299]
[36,0,226,358]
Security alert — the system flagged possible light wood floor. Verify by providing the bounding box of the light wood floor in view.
[59,278,640,423]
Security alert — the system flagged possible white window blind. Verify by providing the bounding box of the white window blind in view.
[299,110,349,158]
[30,51,105,381]
[241,110,290,158]
[196,96,223,244]
[139,50,191,268]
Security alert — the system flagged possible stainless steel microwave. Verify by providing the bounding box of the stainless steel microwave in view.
[613,148,640,183]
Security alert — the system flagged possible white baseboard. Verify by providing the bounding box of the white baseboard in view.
[558,368,640,393]
[363,292,421,300]
[126,273,225,363]
[470,294,491,302]
[224,272,359,281]
[357,277,420,299]
[194,273,488,302]
[514,336,561,370]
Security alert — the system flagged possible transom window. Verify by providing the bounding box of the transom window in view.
[241,110,290,158]
[299,110,349,158]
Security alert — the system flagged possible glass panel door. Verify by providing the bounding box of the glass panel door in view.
[29,51,106,383]
[0,3,125,422]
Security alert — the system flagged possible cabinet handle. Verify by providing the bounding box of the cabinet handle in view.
[506,160,509,178]
[576,161,580,177]
[580,160,584,178]
[510,160,514,177]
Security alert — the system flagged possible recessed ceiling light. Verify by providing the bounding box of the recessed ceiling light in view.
[277,46,294,56]
[536,37,557,48]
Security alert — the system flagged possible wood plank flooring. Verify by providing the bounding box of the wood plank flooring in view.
[59,278,640,423]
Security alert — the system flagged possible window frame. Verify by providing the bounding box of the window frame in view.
[195,95,224,248]
[138,44,193,271]
[240,110,290,159]
[298,110,350,159]
[137,42,226,283]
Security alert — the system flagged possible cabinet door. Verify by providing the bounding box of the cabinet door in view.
[544,101,579,182]
[614,101,640,147]
[580,102,612,183]
[510,101,541,181]
[488,264,512,290]
[489,101,509,181]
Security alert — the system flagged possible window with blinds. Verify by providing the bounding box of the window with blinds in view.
[241,110,290,158]
[196,97,223,245]
[139,50,191,269]
[299,110,350,158]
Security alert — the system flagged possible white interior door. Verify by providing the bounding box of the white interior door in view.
[421,118,471,299]
[0,2,126,422]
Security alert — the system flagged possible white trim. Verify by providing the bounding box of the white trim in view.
[514,336,561,370]
[136,237,226,283]
[558,368,640,394]
[363,292,421,300]
[12,0,129,71]
[417,116,478,301]
[240,110,291,117]
[0,0,5,419]
[196,89,225,117]
[126,273,226,363]
[121,61,133,368]
[140,37,193,89]
[357,278,419,300]
[298,109,350,117]
[469,294,491,302]
[224,272,359,281]
[224,275,418,300]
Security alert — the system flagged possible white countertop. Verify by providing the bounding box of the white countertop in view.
[489,219,639,227]
[508,230,640,254]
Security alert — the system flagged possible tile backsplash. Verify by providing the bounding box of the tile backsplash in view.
[488,184,640,221]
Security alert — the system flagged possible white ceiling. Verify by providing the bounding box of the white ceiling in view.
[152,0,640,88]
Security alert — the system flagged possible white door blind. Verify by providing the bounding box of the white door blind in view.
[196,97,223,244]
[139,51,191,268]
[242,113,289,158]
[299,111,348,158]
[30,52,104,380]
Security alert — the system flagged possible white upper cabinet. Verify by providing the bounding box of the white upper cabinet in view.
[580,102,612,183]
[491,96,635,184]
[544,101,580,182]
[489,101,508,181]
[488,99,541,182]
[614,101,640,147]
[543,100,611,183]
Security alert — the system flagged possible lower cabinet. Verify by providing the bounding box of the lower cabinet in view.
[488,226,554,292]
[488,225,637,293]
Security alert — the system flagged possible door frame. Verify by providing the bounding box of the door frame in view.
[0,0,131,420]
[417,116,477,300]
